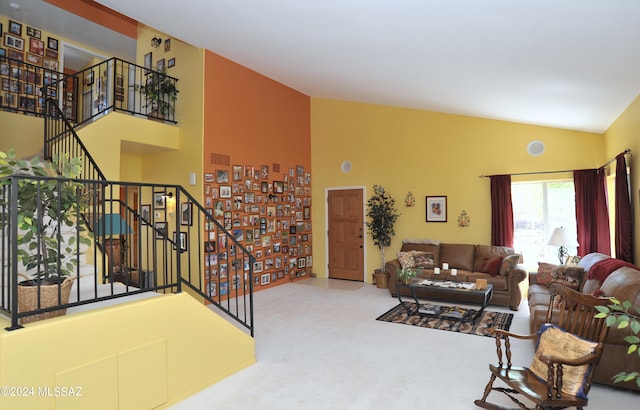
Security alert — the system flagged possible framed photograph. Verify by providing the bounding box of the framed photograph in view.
[29,38,44,56]
[220,185,232,198]
[173,232,187,252]
[144,52,152,70]
[26,53,41,65]
[140,204,151,224]
[260,273,270,285]
[0,48,5,59]
[154,222,167,239]
[167,57,175,68]
[26,26,41,39]
[4,33,24,51]
[9,20,22,36]
[154,192,166,209]
[164,38,171,52]
[85,71,94,86]
[273,181,284,194]
[180,202,192,226]
[47,37,58,51]
[426,195,447,222]
[156,58,165,72]
[216,169,229,183]
[45,48,58,59]
[7,49,23,61]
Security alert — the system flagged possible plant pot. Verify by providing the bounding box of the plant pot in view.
[17,277,73,324]
[374,270,389,289]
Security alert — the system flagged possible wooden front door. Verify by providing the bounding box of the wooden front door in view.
[328,188,365,281]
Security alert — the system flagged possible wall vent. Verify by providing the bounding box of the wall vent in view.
[210,153,230,166]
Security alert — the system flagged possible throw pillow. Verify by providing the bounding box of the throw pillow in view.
[499,254,520,276]
[529,324,598,399]
[397,251,415,269]
[413,251,435,269]
[481,256,504,276]
[536,262,559,286]
[550,266,585,291]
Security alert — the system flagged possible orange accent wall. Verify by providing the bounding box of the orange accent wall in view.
[204,50,310,167]
[45,0,137,39]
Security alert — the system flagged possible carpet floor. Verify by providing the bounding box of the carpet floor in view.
[376,302,513,337]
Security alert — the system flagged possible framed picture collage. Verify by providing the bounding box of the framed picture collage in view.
[203,162,312,298]
[1,18,62,116]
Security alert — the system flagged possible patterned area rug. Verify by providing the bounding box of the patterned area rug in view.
[376,303,514,337]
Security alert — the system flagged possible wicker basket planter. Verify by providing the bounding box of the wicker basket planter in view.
[18,278,74,324]
[375,270,389,289]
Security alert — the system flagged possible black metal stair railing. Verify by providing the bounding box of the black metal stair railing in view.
[1,176,255,335]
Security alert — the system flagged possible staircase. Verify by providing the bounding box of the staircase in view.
[1,61,255,335]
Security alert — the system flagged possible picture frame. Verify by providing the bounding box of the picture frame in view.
[85,71,94,86]
[26,26,41,39]
[4,33,24,51]
[7,49,23,61]
[156,58,165,72]
[140,204,151,224]
[47,37,58,51]
[26,53,41,66]
[167,57,175,68]
[164,38,171,52]
[144,52,152,70]
[216,169,229,183]
[273,181,284,194]
[154,192,166,209]
[180,202,192,226]
[9,20,22,36]
[426,195,447,222]
[29,38,44,56]
[219,185,232,198]
[45,48,58,59]
[154,222,167,239]
[173,231,187,252]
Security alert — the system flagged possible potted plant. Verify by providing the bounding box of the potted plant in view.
[366,184,400,289]
[0,149,92,323]
[133,68,179,119]
[398,267,418,285]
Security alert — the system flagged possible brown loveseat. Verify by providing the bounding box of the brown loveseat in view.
[385,239,526,310]
[528,252,640,391]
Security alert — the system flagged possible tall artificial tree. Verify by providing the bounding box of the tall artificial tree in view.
[366,185,400,272]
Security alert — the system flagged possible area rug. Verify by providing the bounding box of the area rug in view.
[376,303,514,337]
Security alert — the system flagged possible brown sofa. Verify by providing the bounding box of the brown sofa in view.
[384,239,526,310]
[528,252,640,391]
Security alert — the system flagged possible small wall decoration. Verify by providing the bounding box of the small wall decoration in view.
[26,26,41,39]
[404,191,415,207]
[153,192,166,209]
[4,33,24,51]
[457,210,470,228]
[156,58,165,72]
[164,38,171,52]
[180,202,192,226]
[167,57,175,68]
[29,38,44,55]
[426,195,447,222]
[144,52,152,70]
[140,204,151,224]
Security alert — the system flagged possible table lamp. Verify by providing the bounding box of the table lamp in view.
[547,227,577,264]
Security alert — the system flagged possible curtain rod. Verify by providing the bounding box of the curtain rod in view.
[479,148,631,178]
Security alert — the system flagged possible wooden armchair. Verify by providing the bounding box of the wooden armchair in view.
[474,283,610,409]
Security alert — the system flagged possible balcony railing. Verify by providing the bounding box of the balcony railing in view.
[0,56,178,125]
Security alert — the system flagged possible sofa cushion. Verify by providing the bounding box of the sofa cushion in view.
[413,251,436,269]
[397,251,415,269]
[439,243,475,271]
[529,324,598,399]
[473,245,514,271]
[400,242,440,266]
[480,256,504,276]
[536,262,558,286]
[550,266,585,290]
[499,254,520,276]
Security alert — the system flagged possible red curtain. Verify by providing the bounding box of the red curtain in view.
[490,175,514,247]
[574,168,611,257]
[615,153,633,262]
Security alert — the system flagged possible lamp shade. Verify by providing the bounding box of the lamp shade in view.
[95,213,133,236]
[547,227,577,247]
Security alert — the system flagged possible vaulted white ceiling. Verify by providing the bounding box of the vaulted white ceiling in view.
[9,1,640,133]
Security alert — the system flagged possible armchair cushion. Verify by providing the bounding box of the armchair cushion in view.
[529,324,598,399]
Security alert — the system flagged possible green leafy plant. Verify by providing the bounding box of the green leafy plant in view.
[595,298,640,387]
[398,267,418,284]
[366,185,400,272]
[0,149,92,281]
[133,68,179,118]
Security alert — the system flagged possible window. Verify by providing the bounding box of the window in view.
[512,180,577,269]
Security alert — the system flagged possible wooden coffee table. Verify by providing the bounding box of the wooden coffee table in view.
[397,278,494,323]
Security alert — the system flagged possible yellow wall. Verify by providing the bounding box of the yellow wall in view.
[0,293,255,409]
[0,111,42,157]
[310,98,606,281]
[604,94,640,261]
